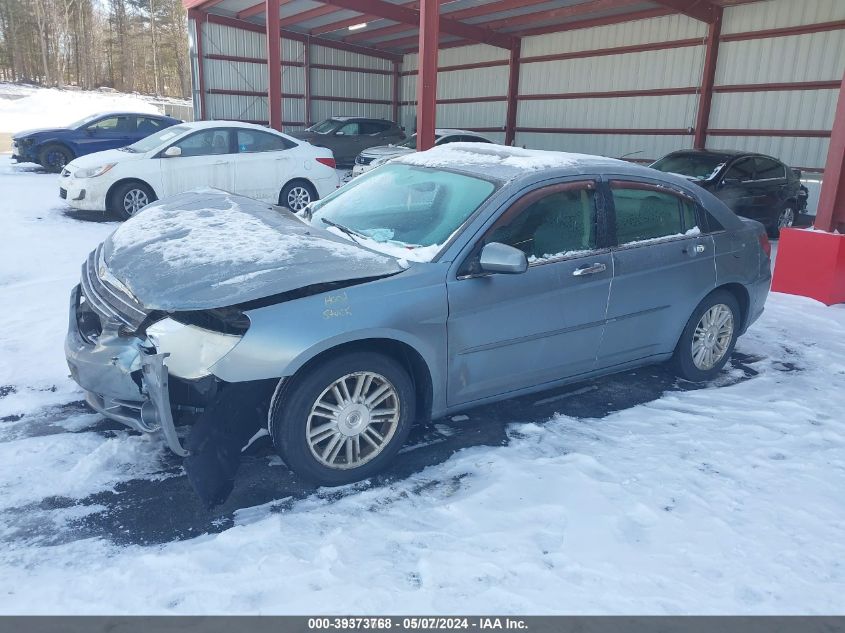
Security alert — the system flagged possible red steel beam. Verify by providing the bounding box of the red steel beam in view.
[652,0,719,23]
[416,0,439,150]
[511,8,672,37]
[188,9,208,120]
[203,13,402,62]
[505,38,520,146]
[238,0,293,21]
[322,0,515,49]
[815,71,845,232]
[392,60,400,122]
[478,0,644,32]
[280,5,338,26]
[693,5,722,148]
[304,36,312,126]
[311,13,381,35]
[266,0,283,130]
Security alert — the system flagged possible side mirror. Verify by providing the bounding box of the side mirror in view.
[163,146,182,158]
[479,242,528,275]
[85,127,96,136]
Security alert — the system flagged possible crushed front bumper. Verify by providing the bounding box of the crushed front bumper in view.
[65,286,189,455]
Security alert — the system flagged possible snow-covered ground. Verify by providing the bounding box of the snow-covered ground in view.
[1,153,845,614]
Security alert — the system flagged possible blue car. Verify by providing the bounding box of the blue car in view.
[11,111,182,172]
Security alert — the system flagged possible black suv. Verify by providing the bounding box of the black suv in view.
[650,149,808,237]
[290,117,406,167]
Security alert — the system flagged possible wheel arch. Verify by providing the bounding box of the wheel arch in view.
[37,140,75,162]
[106,178,158,209]
[275,337,434,425]
[279,177,318,206]
[715,282,750,333]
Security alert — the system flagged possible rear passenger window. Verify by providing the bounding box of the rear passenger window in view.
[485,183,597,263]
[724,158,755,183]
[236,130,293,152]
[610,182,695,245]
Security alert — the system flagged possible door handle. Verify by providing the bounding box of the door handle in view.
[572,262,607,276]
[683,244,706,254]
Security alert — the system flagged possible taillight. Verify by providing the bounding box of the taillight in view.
[316,157,336,169]
[758,232,771,258]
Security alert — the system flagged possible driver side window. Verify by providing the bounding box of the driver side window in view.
[88,116,131,133]
[338,122,360,136]
[174,129,232,157]
[723,158,755,183]
[484,182,598,264]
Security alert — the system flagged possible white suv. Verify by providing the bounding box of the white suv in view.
[60,120,339,219]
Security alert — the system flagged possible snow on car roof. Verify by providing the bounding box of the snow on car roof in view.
[395,143,632,180]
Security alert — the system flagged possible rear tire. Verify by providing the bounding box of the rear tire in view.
[109,181,156,220]
[674,290,740,382]
[38,144,73,173]
[269,352,415,486]
[768,204,795,239]
[279,180,317,213]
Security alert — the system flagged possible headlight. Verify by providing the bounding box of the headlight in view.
[146,317,245,380]
[74,163,115,179]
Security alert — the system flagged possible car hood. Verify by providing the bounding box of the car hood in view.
[102,189,403,311]
[13,127,67,139]
[68,148,144,169]
[360,145,414,160]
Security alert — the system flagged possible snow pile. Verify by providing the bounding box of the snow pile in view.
[0,83,186,134]
[398,143,625,172]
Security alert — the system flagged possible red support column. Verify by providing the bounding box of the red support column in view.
[266,0,283,131]
[392,60,400,124]
[189,9,207,121]
[505,39,521,146]
[415,0,439,151]
[693,6,722,149]
[815,71,845,233]
[772,70,845,305]
[304,35,312,127]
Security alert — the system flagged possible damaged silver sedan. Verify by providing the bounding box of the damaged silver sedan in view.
[65,144,771,504]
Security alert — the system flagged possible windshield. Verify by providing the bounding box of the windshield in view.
[307,164,496,261]
[68,114,101,129]
[307,119,342,134]
[651,153,727,180]
[125,125,189,153]
[399,133,443,150]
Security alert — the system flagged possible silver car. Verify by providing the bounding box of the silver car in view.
[65,144,771,498]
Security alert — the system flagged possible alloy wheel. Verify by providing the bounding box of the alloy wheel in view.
[306,371,401,470]
[778,207,795,230]
[287,186,312,211]
[123,189,149,216]
[691,304,734,371]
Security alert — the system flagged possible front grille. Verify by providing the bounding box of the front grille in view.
[59,188,67,199]
[356,155,374,166]
[80,244,148,330]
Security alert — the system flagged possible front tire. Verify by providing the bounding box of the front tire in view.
[38,144,73,172]
[269,352,415,486]
[674,290,740,382]
[109,181,156,220]
[280,180,317,213]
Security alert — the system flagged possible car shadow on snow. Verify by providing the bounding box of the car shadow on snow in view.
[0,352,766,547]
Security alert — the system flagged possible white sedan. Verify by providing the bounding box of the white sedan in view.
[59,120,339,219]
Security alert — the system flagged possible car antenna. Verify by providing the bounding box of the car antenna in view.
[618,150,644,160]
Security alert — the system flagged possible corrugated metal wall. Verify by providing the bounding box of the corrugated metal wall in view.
[190,18,393,131]
[189,0,843,171]
[707,0,845,169]
[514,13,707,160]
[400,44,509,143]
